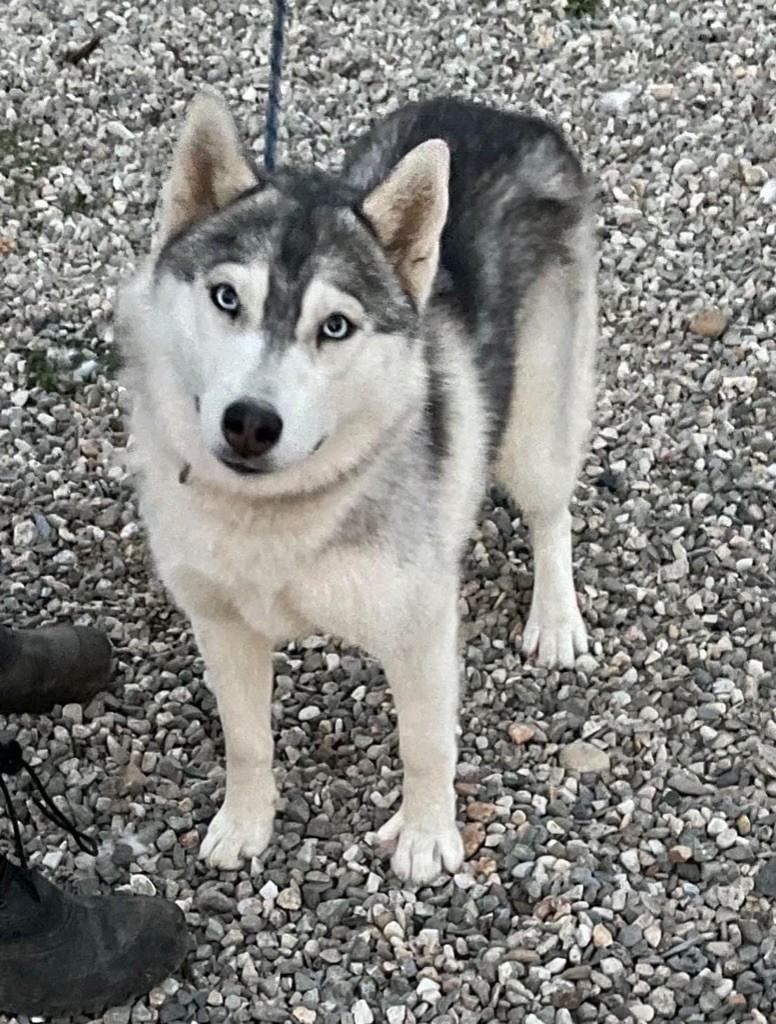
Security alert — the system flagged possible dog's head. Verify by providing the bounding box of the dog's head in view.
[119,92,449,496]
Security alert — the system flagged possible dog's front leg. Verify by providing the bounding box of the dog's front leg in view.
[375,591,464,885]
[192,616,277,870]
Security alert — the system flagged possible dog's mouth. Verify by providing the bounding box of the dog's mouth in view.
[217,436,328,477]
[218,455,273,476]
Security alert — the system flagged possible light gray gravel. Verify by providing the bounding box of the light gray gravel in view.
[1,1,775,1023]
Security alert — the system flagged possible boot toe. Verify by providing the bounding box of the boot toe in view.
[72,625,114,689]
[0,624,116,715]
[86,895,189,1008]
[0,864,188,1017]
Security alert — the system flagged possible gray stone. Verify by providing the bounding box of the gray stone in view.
[559,741,610,774]
[754,859,776,897]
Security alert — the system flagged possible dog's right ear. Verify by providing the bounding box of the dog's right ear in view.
[156,92,259,247]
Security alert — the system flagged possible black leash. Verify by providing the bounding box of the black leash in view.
[264,0,288,172]
[0,736,98,874]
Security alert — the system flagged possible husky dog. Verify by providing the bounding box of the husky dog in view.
[118,93,596,884]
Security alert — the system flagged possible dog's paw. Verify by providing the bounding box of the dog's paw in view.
[200,805,274,870]
[377,809,463,885]
[522,603,588,669]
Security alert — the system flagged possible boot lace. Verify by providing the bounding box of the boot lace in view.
[0,735,99,877]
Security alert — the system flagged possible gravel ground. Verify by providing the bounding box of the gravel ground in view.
[1,0,775,1022]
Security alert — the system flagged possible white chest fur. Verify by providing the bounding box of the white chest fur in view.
[137,458,432,653]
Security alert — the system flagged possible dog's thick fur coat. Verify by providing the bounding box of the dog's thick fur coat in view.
[119,94,596,883]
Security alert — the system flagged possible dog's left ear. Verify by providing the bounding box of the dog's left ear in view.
[362,139,450,309]
[156,91,259,247]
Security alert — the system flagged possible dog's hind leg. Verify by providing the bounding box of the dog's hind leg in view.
[494,237,596,669]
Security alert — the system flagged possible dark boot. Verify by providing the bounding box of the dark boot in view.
[0,623,114,714]
[0,739,189,1016]
[0,857,189,1016]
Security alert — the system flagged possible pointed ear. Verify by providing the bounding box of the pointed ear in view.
[361,139,450,309]
[156,92,258,247]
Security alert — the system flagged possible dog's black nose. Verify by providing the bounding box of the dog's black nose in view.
[221,400,283,459]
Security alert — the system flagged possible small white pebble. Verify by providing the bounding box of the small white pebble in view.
[352,999,374,1024]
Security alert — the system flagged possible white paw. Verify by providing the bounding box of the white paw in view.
[377,808,463,885]
[522,602,588,669]
[200,804,275,870]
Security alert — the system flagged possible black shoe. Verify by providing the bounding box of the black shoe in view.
[0,623,114,715]
[0,857,189,1016]
[0,740,189,1016]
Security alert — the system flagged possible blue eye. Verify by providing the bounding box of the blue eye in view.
[318,313,354,342]
[211,283,240,315]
